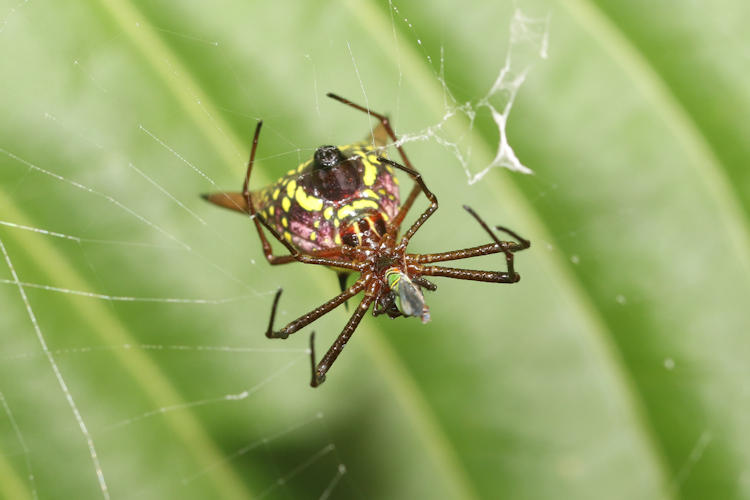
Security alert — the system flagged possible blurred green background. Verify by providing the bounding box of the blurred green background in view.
[1,0,749,499]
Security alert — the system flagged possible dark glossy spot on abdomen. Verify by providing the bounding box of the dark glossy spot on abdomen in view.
[302,151,362,201]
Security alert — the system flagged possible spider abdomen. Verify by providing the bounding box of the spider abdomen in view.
[253,143,400,252]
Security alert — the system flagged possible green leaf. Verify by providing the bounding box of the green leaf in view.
[0,0,748,499]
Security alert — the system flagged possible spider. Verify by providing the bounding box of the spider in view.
[203,93,530,387]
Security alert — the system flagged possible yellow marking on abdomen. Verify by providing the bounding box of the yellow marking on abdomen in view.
[281,197,291,212]
[363,159,377,186]
[338,205,355,219]
[353,199,379,210]
[337,199,379,219]
[295,186,323,212]
[286,180,296,198]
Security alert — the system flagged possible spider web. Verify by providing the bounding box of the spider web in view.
[392,7,549,182]
[0,1,563,499]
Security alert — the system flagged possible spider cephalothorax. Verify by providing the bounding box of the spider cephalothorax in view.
[337,215,432,323]
[203,93,530,387]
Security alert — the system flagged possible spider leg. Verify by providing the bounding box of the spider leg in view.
[310,293,376,387]
[462,205,529,250]
[411,208,529,266]
[414,243,505,264]
[414,206,530,283]
[326,93,406,156]
[419,265,519,283]
[336,272,352,311]
[254,212,363,271]
[326,92,423,230]
[377,157,439,247]
[411,276,437,291]
[413,239,530,264]
[238,121,295,265]
[462,205,530,277]
[266,280,366,339]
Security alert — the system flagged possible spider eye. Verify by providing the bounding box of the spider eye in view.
[313,145,345,169]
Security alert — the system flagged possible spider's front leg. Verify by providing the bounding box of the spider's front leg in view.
[266,281,365,339]
[413,206,530,284]
[309,294,376,387]
[462,205,530,278]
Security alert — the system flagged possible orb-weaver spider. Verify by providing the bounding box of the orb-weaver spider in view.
[203,93,530,387]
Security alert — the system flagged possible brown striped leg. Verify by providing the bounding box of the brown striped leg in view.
[413,239,529,264]
[254,213,363,272]
[325,93,423,231]
[377,157,439,247]
[240,121,295,265]
[266,280,367,339]
[461,205,530,276]
[416,207,530,283]
[310,293,376,387]
[414,243,505,264]
[419,265,520,283]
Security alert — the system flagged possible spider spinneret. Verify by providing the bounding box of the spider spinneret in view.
[203,93,530,387]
